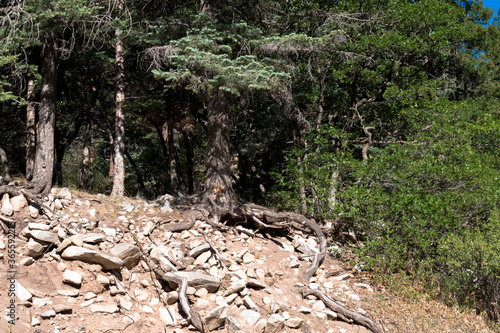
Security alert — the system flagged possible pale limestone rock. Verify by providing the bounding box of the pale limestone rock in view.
[265,314,285,333]
[1,194,13,216]
[90,303,119,313]
[61,246,123,270]
[285,317,304,328]
[203,303,228,330]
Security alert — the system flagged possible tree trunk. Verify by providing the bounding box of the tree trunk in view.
[0,146,10,184]
[183,131,194,195]
[54,143,66,186]
[32,35,57,195]
[202,89,234,217]
[125,149,147,197]
[168,123,180,192]
[26,76,36,181]
[78,123,92,190]
[110,12,126,197]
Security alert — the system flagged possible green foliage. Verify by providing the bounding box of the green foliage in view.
[152,16,290,97]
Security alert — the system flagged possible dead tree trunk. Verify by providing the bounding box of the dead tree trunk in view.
[32,34,57,195]
[110,6,126,197]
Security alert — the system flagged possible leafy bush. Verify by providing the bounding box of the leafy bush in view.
[270,98,500,318]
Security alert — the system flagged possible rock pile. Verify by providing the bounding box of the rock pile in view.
[0,188,377,333]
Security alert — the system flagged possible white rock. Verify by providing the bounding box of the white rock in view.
[285,317,304,328]
[63,270,82,286]
[239,309,260,326]
[266,314,285,333]
[312,300,326,311]
[1,194,13,216]
[203,303,228,330]
[90,304,119,313]
[242,295,258,311]
[10,194,27,212]
[15,282,32,302]
[159,306,175,325]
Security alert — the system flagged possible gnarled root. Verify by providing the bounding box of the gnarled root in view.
[153,266,208,333]
[302,288,382,333]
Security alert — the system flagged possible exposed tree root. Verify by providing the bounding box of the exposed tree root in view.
[302,288,382,333]
[153,266,208,333]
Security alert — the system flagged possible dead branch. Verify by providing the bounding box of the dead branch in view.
[302,288,382,333]
[200,230,226,269]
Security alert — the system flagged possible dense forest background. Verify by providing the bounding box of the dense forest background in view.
[1,0,500,323]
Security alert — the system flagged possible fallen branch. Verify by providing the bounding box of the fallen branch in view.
[200,230,226,269]
[302,288,382,333]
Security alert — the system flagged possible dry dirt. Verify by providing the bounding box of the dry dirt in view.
[0,188,495,333]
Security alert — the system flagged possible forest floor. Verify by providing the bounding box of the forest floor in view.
[0,187,496,333]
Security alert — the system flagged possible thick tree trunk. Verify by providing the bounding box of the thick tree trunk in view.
[32,35,57,195]
[202,90,234,216]
[111,16,126,197]
[26,77,36,181]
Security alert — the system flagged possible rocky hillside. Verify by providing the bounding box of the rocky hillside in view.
[0,188,494,333]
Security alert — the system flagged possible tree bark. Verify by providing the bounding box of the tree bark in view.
[78,123,92,190]
[183,131,194,195]
[168,123,180,192]
[26,76,36,181]
[0,146,10,184]
[202,89,234,217]
[32,34,57,195]
[125,149,147,197]
[111,8,126,197]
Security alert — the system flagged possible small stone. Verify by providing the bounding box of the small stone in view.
[224,280,246,296]
[1,194,13,216]
[28,222,50,231]
[110,243,141,269]
[194,250,211,265]
[195,288,208,298]
[348,293,361,301]
[29,204,39,218]
[40,310,56,319]
[10,194,27,211]
[159,306,174,325]
[255,319,267,333]
[16,282,33,302]
[70,234,84,247]
[57,289,79,297]
[285,317,304,328]
[30,316,41,326]
[203,303,228,330]
[97,274,110,286]
[53,304,72,314]
[90,303,119,313]
[57,187,72,200]
[247,278,266,289]
[82,233,106,244]
[323,310,338,320]
[242,252,255,264]
[26,239,45,258]
[290,257,300,268]
[299,306,312,314]
[266,314,285,333]
[242,296,258,311]
[19,257,34,266]
[110,285,126,296]
[85,292,97,300]
[189,243,211,258]
[63,270,82,286]
[239,309,260,326]
[30,230,60,245]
